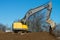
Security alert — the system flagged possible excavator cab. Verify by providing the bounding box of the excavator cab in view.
[12,22,28,33]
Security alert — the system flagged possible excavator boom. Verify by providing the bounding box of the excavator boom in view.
[21,1,56,31]
[21,1,52,24]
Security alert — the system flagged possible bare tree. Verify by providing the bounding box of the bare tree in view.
[0,24,6,32]
[25,8,51,32]
[27,11,47,32]
[54,24,60,37]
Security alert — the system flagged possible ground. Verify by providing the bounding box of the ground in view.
[0,31,56,40]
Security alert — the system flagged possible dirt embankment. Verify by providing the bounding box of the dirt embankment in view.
[0,31,56,40]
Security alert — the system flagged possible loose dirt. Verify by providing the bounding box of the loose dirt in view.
[0,31,56,40]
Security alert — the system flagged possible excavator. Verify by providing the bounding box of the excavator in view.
[12,1,56,33]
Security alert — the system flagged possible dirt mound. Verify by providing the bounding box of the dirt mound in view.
[0,32,56,40]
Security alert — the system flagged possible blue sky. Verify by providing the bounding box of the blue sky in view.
[0,0,60,27]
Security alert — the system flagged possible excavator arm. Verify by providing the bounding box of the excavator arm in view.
[21,1,52,24]
[21,1,56,32]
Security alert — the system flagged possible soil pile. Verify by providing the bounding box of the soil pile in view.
[0,31,56,40]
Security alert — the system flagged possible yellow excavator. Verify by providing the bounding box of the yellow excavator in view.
[12,1,56,33]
